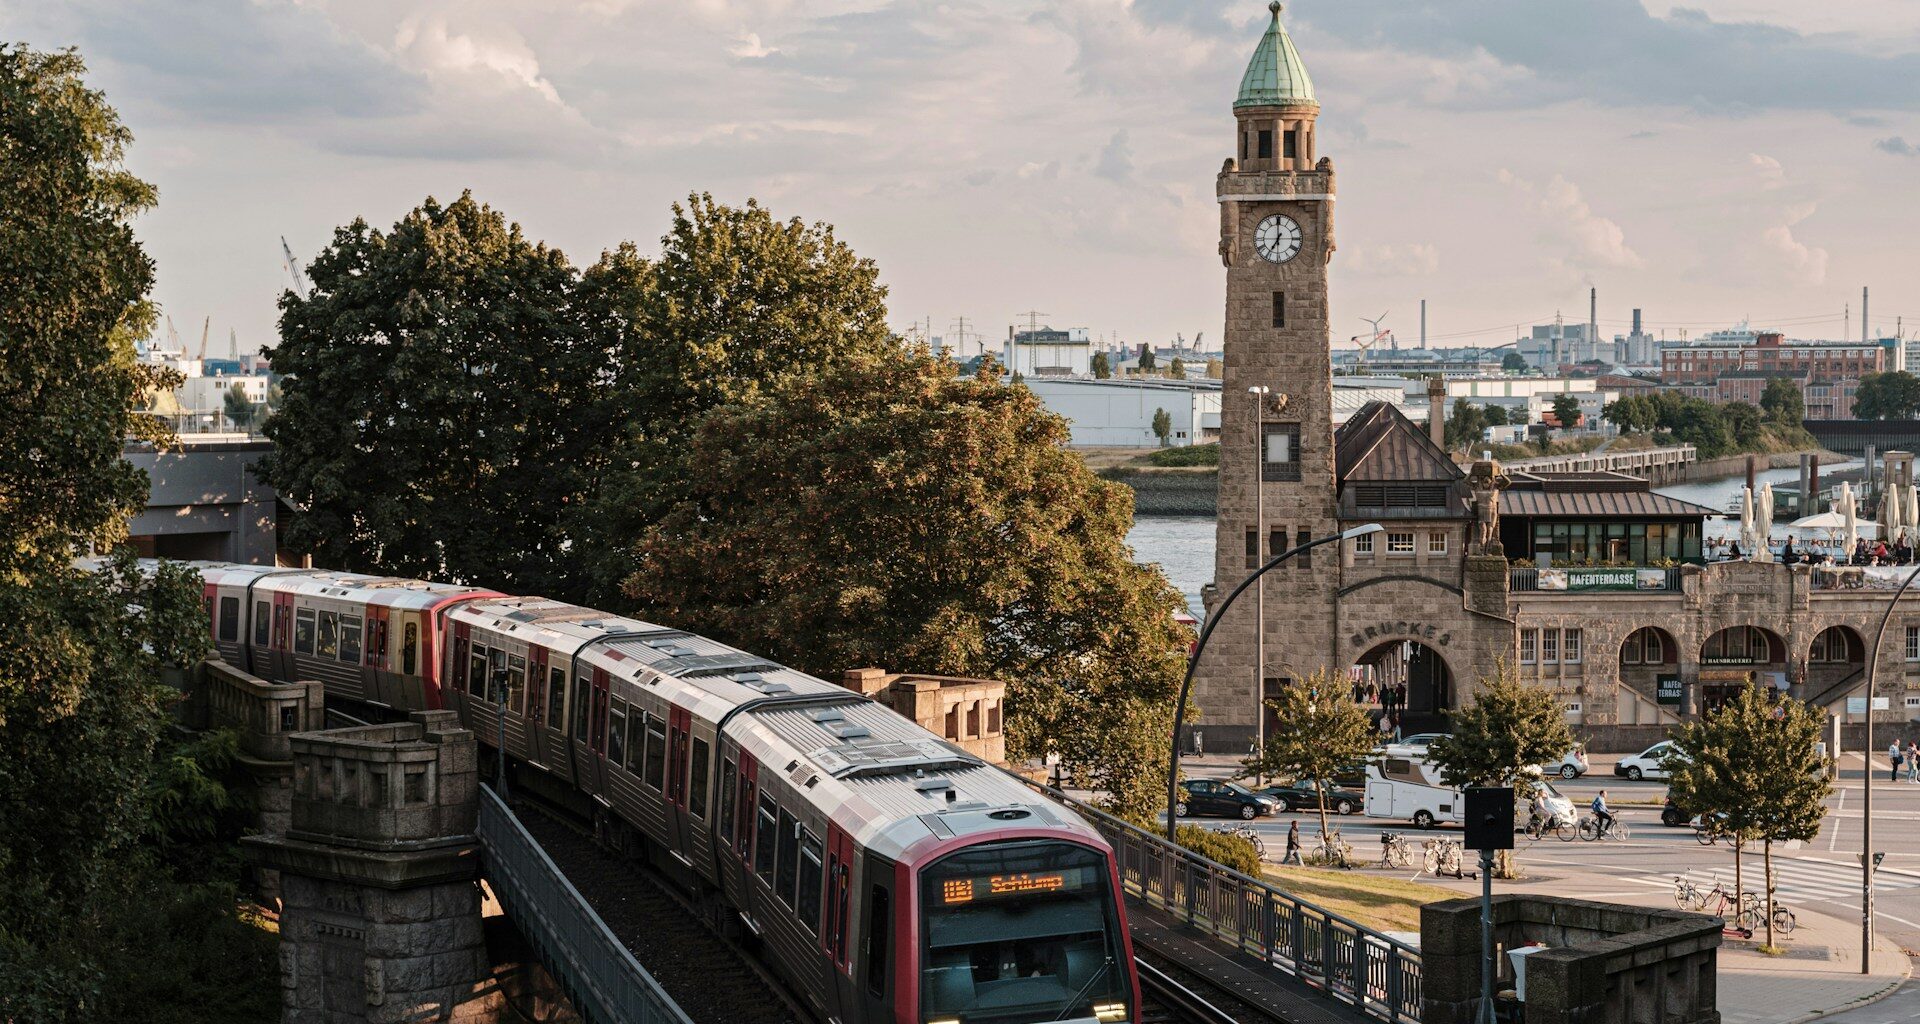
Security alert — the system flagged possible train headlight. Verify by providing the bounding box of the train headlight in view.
[925,1018,961,1024]
[1093,1001,1129,1021]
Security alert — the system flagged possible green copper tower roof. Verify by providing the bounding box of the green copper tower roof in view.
[1235,2,1316,109]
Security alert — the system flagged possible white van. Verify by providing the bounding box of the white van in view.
[1365,754,1461,829]
[1365,755,1574,830]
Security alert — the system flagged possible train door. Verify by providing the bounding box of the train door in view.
[271,590,296,682]
[568,664,595,797]
[665,705,692,863]
[524,645,549,768]
[397,612,424,709]
[543,656,574,783]
[448,620,472,721]
[363,604,390,707]
[824,823,857,1020]
[856,850,901,1024]
[734,752,759,911]
[245,589,272,678]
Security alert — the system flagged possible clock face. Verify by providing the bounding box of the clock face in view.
[1254,214,1303,264]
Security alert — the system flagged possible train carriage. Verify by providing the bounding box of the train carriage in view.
[165,560,1143,1024]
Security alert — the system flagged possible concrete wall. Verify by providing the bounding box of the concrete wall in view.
[123,436,283,564]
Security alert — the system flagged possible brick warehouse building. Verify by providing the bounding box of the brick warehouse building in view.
[1192,5,1920,752]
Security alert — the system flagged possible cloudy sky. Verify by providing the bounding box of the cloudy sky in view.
[9,0,1920,357]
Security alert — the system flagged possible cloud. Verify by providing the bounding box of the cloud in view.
[1094,129,1133,182]
[729,32,779,59]
[392,15,565,108]
[1759,204,1829,284]
[1498,169,1642,271]
[1343,243,1440,277]
[1748,152,1784,186]
[1875,136,1919,156]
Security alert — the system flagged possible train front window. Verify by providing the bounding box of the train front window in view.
[920,841,1127,1024]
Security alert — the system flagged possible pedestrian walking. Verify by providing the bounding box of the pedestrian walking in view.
[1282,820,1303,865]
[1908,741,1919,783]
[1891,739,1903,783]
[1193,730,1203,759]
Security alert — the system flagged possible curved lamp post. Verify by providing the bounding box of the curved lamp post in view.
[1165,523,1385,840]
[1859,564,1920,972]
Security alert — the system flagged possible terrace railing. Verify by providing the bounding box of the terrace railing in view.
[1029,784,1422,1024]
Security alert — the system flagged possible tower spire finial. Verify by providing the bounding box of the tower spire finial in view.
[1270,2,1282,15]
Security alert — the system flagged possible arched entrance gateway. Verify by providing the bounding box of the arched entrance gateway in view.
[1352,640,1454,735]
[1698,626,1789,714]
[1617,626,1680,722]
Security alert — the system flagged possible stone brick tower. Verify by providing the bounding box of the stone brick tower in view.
[1198,2,1338,749]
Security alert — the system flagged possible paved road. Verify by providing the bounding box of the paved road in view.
[1821,972,1920,1023]
[1180,758,1920,956]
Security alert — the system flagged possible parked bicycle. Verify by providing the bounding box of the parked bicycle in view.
[1379,831,1413,869]
[1211,823,1267,859]
[1672,875,1707,911]
[1576,814,1630,842]
[1422,836,1464,877]
[1313,828,1354,869]
[1698,880,1794,937]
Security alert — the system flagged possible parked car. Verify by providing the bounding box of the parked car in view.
[1660,795,1690,827]
[1543,745,1590,780]
[1373,733,1449,757]
[1259,780,1364,815]
[1615,740,1688,781]
[1177,778,1281,819]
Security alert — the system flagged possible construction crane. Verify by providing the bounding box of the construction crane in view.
[229,328,238,359]
[280,236,312,299]
[1350,312,1391,369]
[197,316,210,362]
[165,314,181,351]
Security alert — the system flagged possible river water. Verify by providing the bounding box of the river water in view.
[1125,460,1866,616]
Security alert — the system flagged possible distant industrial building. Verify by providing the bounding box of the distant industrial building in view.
[1004,326,1092,377]
[1022,377,1221,447]
[1661,331,1882,385]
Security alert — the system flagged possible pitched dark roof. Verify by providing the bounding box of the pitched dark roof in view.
[1335,401,1464,483]
[1499,490,1718,519]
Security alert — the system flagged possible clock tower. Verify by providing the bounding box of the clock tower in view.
[1199,2,1339,746]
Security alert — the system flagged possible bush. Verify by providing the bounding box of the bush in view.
[1140,443,1220,467]
[1172,824,1263,876]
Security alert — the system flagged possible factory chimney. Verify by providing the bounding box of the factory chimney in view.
[1428,377,1447,450]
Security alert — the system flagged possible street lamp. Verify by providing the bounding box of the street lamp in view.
[1859,566,1920,972]
[1165,523,1386,841]
[1249,385,1270,781]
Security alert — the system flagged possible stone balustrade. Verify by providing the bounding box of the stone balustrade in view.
[287,711,478,854]
[1422,895,1720,1024]
[201,658,325,762]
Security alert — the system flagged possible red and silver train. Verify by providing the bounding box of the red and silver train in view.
[186,561,1140,1024]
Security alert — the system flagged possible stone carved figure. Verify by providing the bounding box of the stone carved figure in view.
[1467,458,1510,556]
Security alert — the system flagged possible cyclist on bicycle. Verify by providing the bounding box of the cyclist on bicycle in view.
[1528,787,1555,832]
[1591,790,1615,837]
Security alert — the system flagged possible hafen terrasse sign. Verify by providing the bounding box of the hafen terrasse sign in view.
[1537,568,1669,592]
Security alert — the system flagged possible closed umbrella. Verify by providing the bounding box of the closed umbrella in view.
[1842,482,1859,556]
[1758,483,1776,562]
[1906,484,1919,545]
[1738,486,1756,558]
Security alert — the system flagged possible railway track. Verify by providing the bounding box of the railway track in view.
[510,796,818,1024]
[1135,944,1289,1024]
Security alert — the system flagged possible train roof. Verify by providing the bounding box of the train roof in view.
[179,561,493,610]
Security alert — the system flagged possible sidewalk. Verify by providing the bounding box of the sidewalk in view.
[1402,860,1909,1024]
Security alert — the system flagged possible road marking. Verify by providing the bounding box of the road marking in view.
[1830,787,1845,851]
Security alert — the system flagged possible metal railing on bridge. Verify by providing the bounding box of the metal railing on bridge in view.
[478,787,694,1024]
[1030,785,1422,1024]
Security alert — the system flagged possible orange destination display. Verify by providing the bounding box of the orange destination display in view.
[938,866,1097,905]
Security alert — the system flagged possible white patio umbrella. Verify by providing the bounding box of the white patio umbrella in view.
[1841,482,1859,555]
[1737,486,1756,558]
[1906,484,1919,544]
[1757,482,1777,562]
[1880,481,1900,544]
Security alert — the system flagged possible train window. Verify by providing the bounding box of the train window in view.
[737,775,757,857]
[608,701,627,768]
[644,715,667,790]
[294,609,316,655]
[797,829,823,934]
[689,738,710,819]
[775,808,799,907]
[833,859,850,966]
[316,612,338,659]
[864,884,890,995]
[217,597,240,642]
[572,674,591,738]
[526,660,543,724]
[624,711,644,774]
[339,615,362,665]
[274,604,288,648]
[547,667,566,727]
[755,797,778,881]
[719,760,737,842]
[402,623,418,674]
[470,646,489,697]
[507,654,527,713]
[253,601,270,646]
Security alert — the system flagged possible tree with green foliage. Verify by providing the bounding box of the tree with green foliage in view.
[575,195,899,606]
[1167,356,1186,380]
[1502,352,1528,373]
[1760,377,1805,426]
[221,384,254,431]
[1483,403,1511,427]
[1091,350,1111,379]
[1669,398,1733,457]
[1425,662,1575,877]
[1605,395,1651,433]
[1137,345,1157,372]
[262,192,597,597]
[1151,407,1172,446]
[1722,401,1763,448]
[1853,371,1920,420]
[1240,669,1376,845]
[1550,394,1582,433]
[1445,398,1487,450]
[1667,684,1830,947]
[620,350,1188,817]
[0,46,272,1020]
